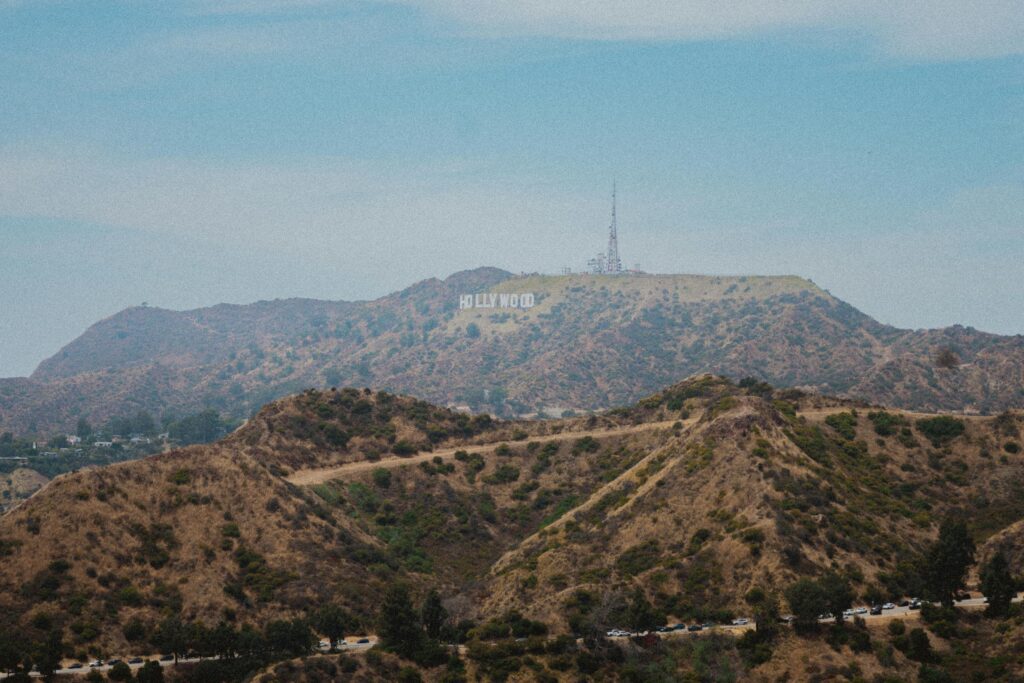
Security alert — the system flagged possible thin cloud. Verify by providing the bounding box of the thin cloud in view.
[396,0,1024,60]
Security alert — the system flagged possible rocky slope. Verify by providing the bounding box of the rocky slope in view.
[1,376,1022,672]
[2,268,1023,434]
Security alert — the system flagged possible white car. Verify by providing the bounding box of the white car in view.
[605,629,629,638]
[854,607,868,614]
[882,603,896,610]
[731,618,749,626]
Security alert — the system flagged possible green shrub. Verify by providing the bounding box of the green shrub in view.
[572,437,599,455]
[915,416,965,447]
[868,411,905,437]
[483,465,519,485]
[825,412,858,440]
[616,540,661,576]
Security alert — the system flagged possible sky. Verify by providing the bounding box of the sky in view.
[1,1,1022,377]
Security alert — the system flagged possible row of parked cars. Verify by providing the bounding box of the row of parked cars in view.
[606,618,752,638]
[820,598,923,621]
[60,656,158,670]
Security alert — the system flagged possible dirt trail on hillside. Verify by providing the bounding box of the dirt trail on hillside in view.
[285,419,686,486]
[798,406,987,421]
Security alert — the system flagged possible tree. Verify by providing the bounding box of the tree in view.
[264,619,314,658]
[76,417,93,440]
[133,411,156,436]
[785,578,828,632]
[312,604,349,648]
[979,551,1016,617]
[31,629,63,680]
[155,617,188,663]
[753,593,781,638]
[0,630,23,674]
[905,628,933,663]
[209,622,238,659]
[122,618,146,643]
[236,625,265,658]
[624,589,663,631]
[378,585,424,660]
[819,572,854,625]
[465,323,480,339]
[935,348,960,370]
[923,519,976,607]
[108,661,133,681]
[135,661,163,683]
[420,590,447,641]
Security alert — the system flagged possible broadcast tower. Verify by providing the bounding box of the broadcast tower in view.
[605,182,622,274]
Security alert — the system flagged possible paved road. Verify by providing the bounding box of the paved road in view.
[6,597,1020,678]
[286,419,685,486]
[2,638,378,679]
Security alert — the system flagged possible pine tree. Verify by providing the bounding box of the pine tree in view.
[923,519,976,608]
[980,550,1016,617]
[420,590,447,640]
[379,584,424,659]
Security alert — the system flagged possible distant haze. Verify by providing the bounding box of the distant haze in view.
[1,1,1021,377]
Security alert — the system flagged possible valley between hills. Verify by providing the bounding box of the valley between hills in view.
[2,375,1023,681]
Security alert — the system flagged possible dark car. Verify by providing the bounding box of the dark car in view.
[68,663,83,670]
[107,660,123,666]
[656,626,671,633]
[357,638,370,644]
[898,600,910,607]
[671,623,686,631]
[688,624,703,632]
[160,655,174,661]
[128,658,144,664]
[870,605,883,615]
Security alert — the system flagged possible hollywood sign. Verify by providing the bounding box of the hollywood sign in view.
[459,292,536,310]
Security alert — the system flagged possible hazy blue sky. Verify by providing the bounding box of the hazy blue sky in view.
[1,1,1022,377]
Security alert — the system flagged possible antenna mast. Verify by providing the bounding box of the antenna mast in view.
[605,182,622,274]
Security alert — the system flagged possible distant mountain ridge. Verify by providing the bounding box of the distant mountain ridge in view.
[1,267,1022,433]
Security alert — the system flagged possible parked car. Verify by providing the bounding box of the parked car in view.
[688,624,703,632]
[160,655,174,661]
[89,661,104,668]
[882,602,896,610]
[870,605,883,615]
[898,600,910,607]
[909,599,922,610]
[128,658,144,665]
[731,618,749,625]
[671,623,686,631]
[854,607,868,615]
[357,638,370,644]
[68,663,83,670]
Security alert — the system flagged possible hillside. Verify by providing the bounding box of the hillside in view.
[2,268,1023,434]
[1,376,1022,681]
